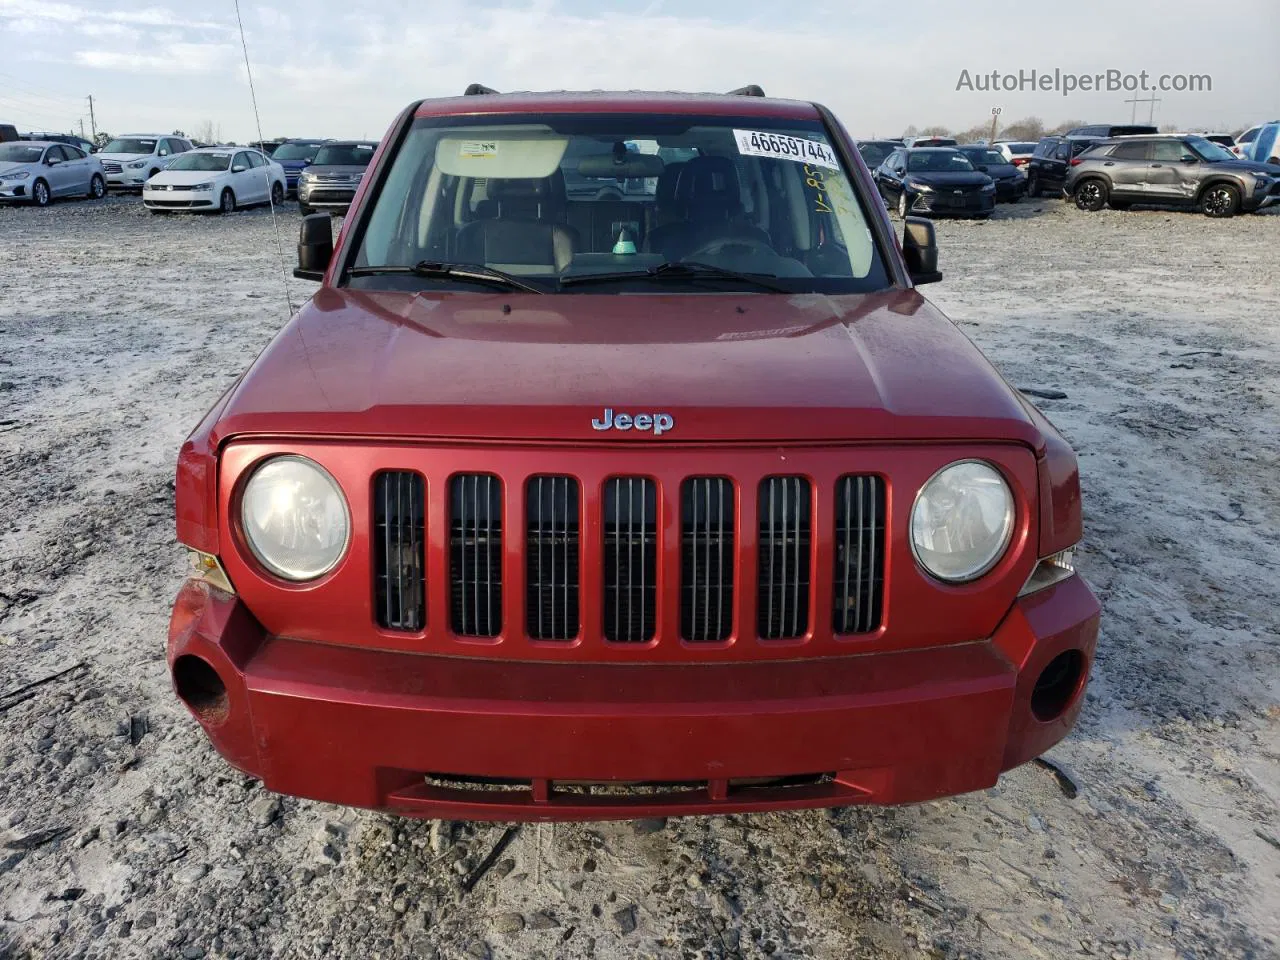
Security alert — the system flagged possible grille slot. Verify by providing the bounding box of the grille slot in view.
[603,477,657,642]
[757,477,811,640]
[526,476,580,640]
[833,475,886,634]
[449,474,502,637]
[681,478,735,641]
[373,471,426,631]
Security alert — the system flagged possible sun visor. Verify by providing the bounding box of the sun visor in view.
[435,136,569,178]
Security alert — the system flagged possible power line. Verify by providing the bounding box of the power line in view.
[0,70,85,105]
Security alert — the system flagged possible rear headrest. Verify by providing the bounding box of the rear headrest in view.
[489,177,550,200]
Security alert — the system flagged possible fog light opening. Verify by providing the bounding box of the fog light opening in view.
[173,655,229,725]
[1031,650,1086,723]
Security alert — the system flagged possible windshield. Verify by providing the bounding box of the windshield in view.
[857,142,895,168]
[167,152,232,172]
[313,143,376,166]
[1187,138,1237,162]
[907,150,974,173]
[958,148,1006,166]
[103,138,156,155]
[272,142,324,161]
[0,143,44,163]
[349,114,889,294]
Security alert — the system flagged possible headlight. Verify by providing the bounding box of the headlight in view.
[298,172,315,182]
[191,182,213,190]
[240,455,350,581]
[127,160,147,169]
[982,182,997,192]
[0,170,30,181]
[904,179,933,192]
[910,460,1014,582]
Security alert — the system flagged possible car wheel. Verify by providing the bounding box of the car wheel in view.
[1074,178,1108,212]
[271,182,284,206]
[88,174,106,200]
[1027,173,1041,198]
[219,188,236,214]
[31,179,51,207]
[1200,183,1240,218]
[897,191,908,218]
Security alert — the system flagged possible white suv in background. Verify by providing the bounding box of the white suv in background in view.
[97,134,194,190]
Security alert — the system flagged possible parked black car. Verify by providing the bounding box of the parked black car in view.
[873,147,996,218]
[1065,135,1280,217]
[21,132,95,154]
[296,140,378,216]
[855,140,901,171]
[957,145,1025,201]
[1066,124,1157,138]
[0,124,20,144]
[1025,136,1099,197]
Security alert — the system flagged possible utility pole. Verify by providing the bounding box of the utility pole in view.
[989,106,1002,145]
[79,118,86,139]
[86,95,97,139]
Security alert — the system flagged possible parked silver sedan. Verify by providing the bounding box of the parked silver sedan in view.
[0,140,107,206]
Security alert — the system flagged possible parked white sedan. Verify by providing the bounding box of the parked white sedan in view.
[0,140,106,206]
[142,147,286,214]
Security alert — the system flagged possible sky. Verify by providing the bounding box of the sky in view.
[1,0,1276,144]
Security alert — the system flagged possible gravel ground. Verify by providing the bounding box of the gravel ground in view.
[0,193,1277,960]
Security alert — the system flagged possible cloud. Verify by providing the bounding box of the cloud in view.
[73,41,238,74]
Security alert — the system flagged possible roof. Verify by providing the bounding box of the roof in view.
[413,90,820,121]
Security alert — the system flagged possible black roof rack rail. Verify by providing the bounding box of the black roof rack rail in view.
[726,85,766,97]
[463,83,500,96]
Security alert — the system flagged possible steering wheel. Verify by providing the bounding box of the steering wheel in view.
[684,237,777,260]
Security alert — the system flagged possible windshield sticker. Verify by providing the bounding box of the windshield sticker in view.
[459,140,498,159]
[733,130,839,170]
[804,164,833,215]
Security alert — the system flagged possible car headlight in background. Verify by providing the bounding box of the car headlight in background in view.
[240,455,350,581]
[904,179,933,192]
[127,160,148,169]
[982,182,997,192]
[0,170,30,181]
[911,460,1015,582]
[191,182,213,191]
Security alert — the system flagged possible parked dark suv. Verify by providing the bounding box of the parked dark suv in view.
[1065,135,1280,217]
[1025,136,1098,198]
[1065,124,1157,138]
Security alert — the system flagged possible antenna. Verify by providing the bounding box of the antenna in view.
[233,0,294,317]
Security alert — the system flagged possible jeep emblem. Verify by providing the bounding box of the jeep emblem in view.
[591,408,674,436]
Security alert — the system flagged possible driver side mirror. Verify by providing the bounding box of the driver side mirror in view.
[295,213,333,281]
[46,157,61,165]
[902,216,942,285]
[232,164,247,173]
[1181,155,1197,163]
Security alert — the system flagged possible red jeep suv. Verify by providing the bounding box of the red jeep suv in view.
[169,85,1100,821]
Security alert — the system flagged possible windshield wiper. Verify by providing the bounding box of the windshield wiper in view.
[346,261,546,294]
[559,261,789,293]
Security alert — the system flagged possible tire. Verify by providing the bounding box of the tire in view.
[218,188,236,214]
[1074,178,1108,212]
[297,202,312,217]
[1108,199,1131,210]
[31,179,50,207]
[270,182,284,206]
[1027,173,1041,198]
[897,190,908,218]
[1199,183,1240,218]
[88,174,106,200]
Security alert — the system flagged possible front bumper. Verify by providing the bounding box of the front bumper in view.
[0,181,29,200]
[297,185,357,210]
[906,190,996,217]
[168,575,1101,821]
[994,179,1026,201]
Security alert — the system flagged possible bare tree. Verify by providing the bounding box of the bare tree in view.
[998,116,1045,141]
[919,125,952,137]
[92,131,112,150]
[955,124,991,144]
[902,124,919,139]
[1048,119,1087,135]
[194,120,222,144]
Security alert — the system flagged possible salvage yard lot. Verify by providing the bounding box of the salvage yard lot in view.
[1,196,1277,960]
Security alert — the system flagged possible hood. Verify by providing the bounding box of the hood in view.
[977,163,1019,179]
[907,170,991,187]
[96,151,151,162]
[303,164,367,177]
[148,168,228,186]
[0,161,36,175]
[212,288,1041,449]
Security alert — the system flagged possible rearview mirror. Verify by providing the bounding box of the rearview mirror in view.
[902,216,942,285]
[577,153,665,179]
[295,213,333,281]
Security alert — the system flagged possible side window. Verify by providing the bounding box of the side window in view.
[1152,141,1188,162]
[66,146,85,160]
[1237,127,1258,145]
[233,151,250,170]
[1054,143,1072,160]
[247,151,263,168]
[1112,141,1149,161]
[46,145,66,162]
[1034,139,1051,157]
